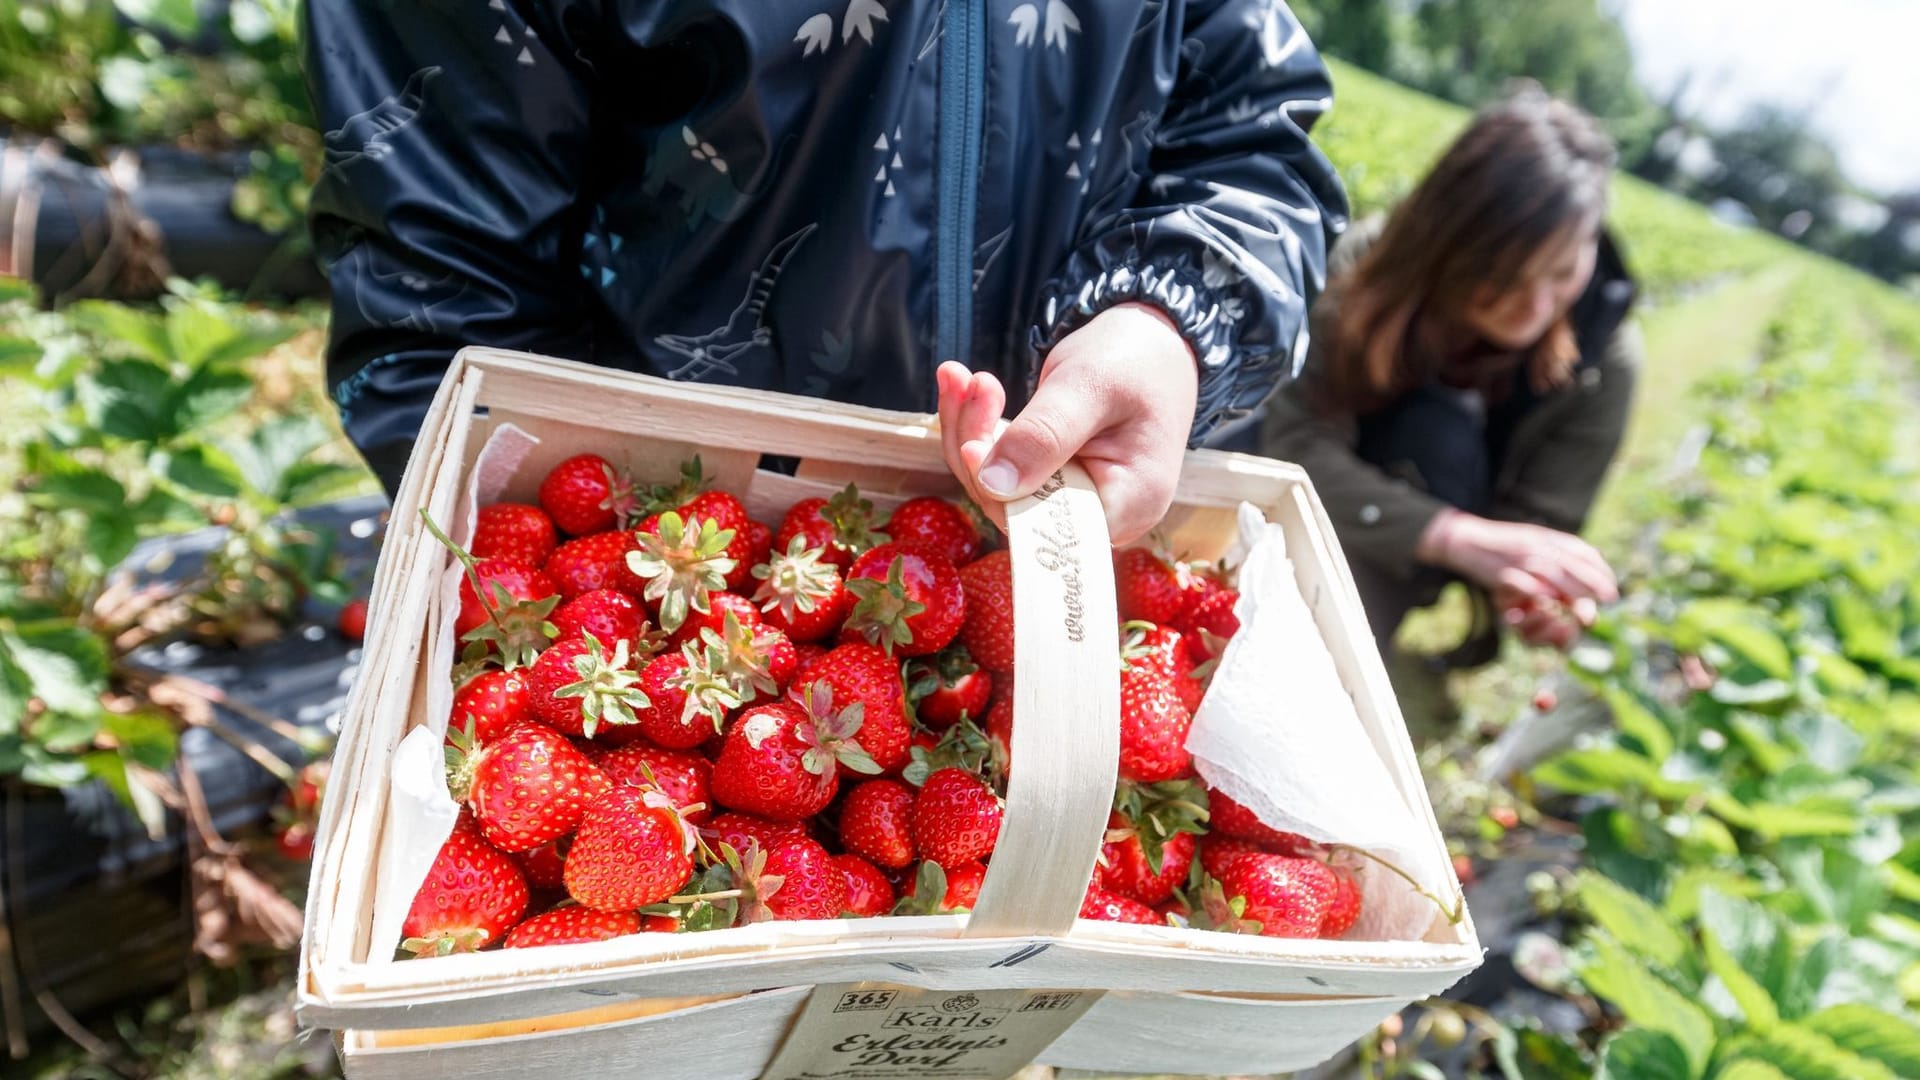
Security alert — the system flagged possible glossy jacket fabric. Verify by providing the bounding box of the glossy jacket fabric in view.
[305,0,1349,484]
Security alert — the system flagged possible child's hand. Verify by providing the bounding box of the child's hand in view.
[935,302,1197,545]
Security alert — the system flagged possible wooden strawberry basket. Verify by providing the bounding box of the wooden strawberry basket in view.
[299,347,1480,1078]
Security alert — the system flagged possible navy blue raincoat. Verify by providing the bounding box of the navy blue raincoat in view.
[305,0,1349,486]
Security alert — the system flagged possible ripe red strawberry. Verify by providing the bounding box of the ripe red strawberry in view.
[401,816,528,955]
[552,588,650,649]
[1209,791,1317,854]
[598,742,714,824]
[835,853,895,917]
[474,503,559,565]
[843,543,964,656]
[983,687,1014,775]
[564,786,697,910]
[799,643,912,775]
[839,779,917,869]
[1178,587,1242,662]
[1199,834,1269,879]
[337,598,368,642]
[1321,863,1362,938]
[794,643,831,680]
[775,485,886,571]
[1178,571,1229,622]
[527,634,648,739]
[1121,621,1203,714]
[885,497,980,567]
[679,489,749,534]
[539,454,639,536]
[896,859,985,913]
[275,822,315,861]
[1118,667,1193,783]
[710,687,880,821]
[1114,548,1187,626]
[761,838,847,921]
[455,558,560,668]
[753,537,854,643]
[1214,852,1337,938]
[957,551,1014,674]
[545,530,645,600]
[1099,818,1195,907]
[462,723,608,853]
[627,512,736,633]
[907,648,992,730]
[911,768,1002,867]
[448,669,532,745]
[704,812,809,857]
[642,914,682,933]
[1081,885,1161,925]
[504,906,642,949]
[672,591,761,650]
[515,838,569,890]
[632,646,740,749]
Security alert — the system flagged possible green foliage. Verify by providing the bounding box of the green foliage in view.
[1516,282,1920,1077]
[1,276,357,805]
[0,0,318,240]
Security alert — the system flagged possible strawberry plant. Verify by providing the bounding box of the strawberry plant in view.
[1,275,362,821]
[1473,284,1920,1078]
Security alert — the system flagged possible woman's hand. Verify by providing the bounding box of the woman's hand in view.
[1417,508,1617,648]
[935,302,1198,545]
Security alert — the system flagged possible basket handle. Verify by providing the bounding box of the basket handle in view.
[964,464,1120,938]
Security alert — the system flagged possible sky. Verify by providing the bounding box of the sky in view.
[1614,0,1920,195]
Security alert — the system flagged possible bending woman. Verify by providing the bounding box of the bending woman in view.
[1263,86,1640,660]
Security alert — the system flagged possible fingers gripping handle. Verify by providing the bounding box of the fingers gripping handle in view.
[964,464,1120,938]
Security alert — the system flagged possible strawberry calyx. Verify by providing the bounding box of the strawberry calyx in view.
[422,510,559,670]
[554,632,650,739]
[905,645,980,706]
[595,458,647,529]
[627,511,737,633]
[822,483,888,557]
[667,841,784,928]
[843,557,926,654]
[903,714,994,789]
[751,535,841,620]
[672,642,745,732]
[791,679,882,777]
[1113,779,1210,874]
[891,861,964,915]
[639,456,710,519]
[399,927,492,957]
[1185,877,1264,935]
[442,718,482,803]
[702,610,785,703]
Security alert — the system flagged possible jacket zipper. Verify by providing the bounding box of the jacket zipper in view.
[936,0,986,368]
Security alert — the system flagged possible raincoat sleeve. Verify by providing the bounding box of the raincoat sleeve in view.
[303,1,599,488]
[1030,0,1347,443]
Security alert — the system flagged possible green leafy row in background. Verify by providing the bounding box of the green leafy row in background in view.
[0,0,317,239]
[1,274,354,814]
[1515,283,1920,1078]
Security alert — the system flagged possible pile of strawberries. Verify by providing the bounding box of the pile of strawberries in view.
[399,453,1363,956]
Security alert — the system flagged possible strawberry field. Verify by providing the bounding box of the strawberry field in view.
[3,43,1920,1080]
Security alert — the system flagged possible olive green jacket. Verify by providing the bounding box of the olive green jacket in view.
[1260,217,1642,584]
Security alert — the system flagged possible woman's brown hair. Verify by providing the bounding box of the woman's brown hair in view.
[1319,84,1616,413]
